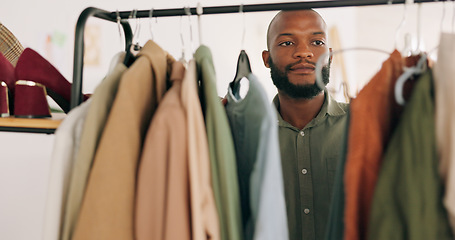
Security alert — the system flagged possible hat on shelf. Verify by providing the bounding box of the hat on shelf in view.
[0,22,24,67]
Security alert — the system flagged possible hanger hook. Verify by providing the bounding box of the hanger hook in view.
[184,6,194,52]
[149,8,154,40]
[240,4,246,49]
[315,48,390,99]
[129,9,140,44]
[179,16,186,61]
[440,0,446,33]
[197,3,203,45]
[394,1,408,51]
[116,9,123,49]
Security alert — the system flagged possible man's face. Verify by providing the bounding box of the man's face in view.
[262,10,332,99]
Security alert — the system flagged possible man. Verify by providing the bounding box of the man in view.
[261,9,349,240]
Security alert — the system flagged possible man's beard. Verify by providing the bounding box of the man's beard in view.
[269,57,330,99]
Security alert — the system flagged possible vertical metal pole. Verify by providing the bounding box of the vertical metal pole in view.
[71,7,132,110]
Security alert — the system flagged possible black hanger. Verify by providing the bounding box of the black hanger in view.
[230,50,252,96]
[123,42,141,67]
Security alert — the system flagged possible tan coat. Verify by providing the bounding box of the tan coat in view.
[135,61,191,240]
[135,60,220,240]
[61,63,126,240]
[182,60,220,240]
[72,40,174,240]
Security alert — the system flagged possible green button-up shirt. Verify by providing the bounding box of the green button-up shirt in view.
[273,91,349,240]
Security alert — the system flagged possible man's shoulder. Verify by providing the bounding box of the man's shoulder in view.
[327,97,349,117]
[337,101,350,112]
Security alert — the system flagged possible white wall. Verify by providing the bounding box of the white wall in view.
[0,1,451,102]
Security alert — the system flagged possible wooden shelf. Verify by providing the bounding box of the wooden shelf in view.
[0,113,65,134]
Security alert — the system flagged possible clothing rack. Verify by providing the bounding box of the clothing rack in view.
[71,0,444,109]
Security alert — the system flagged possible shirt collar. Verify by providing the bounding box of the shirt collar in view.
[273,88,347,130]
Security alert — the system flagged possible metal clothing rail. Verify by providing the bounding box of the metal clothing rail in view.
[71,0,443,109]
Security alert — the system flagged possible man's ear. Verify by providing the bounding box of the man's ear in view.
[262,50,270,68]
[329,48,333,65]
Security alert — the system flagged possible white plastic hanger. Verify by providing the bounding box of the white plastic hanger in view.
[197,3,203,46]
[130,9,141,50]
[179,15,187,65]
[428,0,446,60]
[149,8,155,40]
[394,1,430,105]
[394,53,427,105]
[123,9,142,67]
[116,10,124,50]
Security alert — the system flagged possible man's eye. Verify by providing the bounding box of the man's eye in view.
[313,40,325,46]
[279,41,294,46]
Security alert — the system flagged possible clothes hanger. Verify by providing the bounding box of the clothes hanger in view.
[179,14,188,65]
[105,9,127,74]
[177,6,195,65]
[230,4,252,98]
[394,0,412,56]
[123,9,142,67]
[186,6,195,57]
[394,53,427,105]
[149,8,155,40]
[116,10,124,50]
[394,1,429,105]
[428,0,446,61]
[315,0,406,99]
[197,3,203,46]
[315,47,390,99]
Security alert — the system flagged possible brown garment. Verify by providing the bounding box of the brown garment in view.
[344,50,407,240]
[135,61,191,240]
[72,40,174,240]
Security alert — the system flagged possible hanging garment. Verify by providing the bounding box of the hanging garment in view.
[182,60,221,240]
[324,109,350,240]
[135,61,190,240]
[60,62,127,240]
[368,70,453,240]
[343,50,406,240]
[225,73,288,240]
[72,40,174,240]
[434,32,455,235]
[0,22,24,66]
[42,99,91,240]
[274,90,348,240]
[195,45,243,240]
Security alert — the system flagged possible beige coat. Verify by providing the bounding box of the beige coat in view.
[135,60,220,240]
[72,40,174,240]
[61,63,126,240]
[135,61,190,240]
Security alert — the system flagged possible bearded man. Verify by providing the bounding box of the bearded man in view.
[262,9,349,240]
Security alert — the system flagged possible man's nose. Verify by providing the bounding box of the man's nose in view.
[293,44,314,59]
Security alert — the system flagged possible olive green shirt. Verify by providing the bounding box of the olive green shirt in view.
[273,91,349,240]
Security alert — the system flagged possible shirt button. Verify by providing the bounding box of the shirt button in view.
[304,208,310,214]
[301,168,308,175]
[299,131,305,136]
